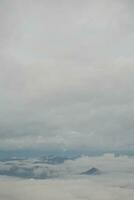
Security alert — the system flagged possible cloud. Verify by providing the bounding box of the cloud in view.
[0,0,134,151]
[0,167,134,199]
[0,154,134,179]
[0,155,134,199]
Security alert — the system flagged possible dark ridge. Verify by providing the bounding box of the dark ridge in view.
[81,167,101,175]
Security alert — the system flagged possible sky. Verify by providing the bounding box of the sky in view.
[0,0,134,152]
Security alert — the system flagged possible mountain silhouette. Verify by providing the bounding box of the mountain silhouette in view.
[81,167,101,175]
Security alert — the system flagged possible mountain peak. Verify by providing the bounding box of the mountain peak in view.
[81,167,101,175]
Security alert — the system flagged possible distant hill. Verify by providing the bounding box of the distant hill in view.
[81,167,101,175]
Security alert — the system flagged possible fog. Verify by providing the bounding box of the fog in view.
[0,154,134,179]
[0,155,134,199]
[0,174,134,200]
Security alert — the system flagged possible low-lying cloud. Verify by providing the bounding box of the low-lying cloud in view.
[0,154,134,179]
[0,172,134,200]
[0,154,134,199]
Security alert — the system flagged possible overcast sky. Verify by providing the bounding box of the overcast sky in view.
[0,0,134,152]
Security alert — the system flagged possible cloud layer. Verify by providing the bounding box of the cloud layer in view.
[0,154,134,179]
[0,154,134,200]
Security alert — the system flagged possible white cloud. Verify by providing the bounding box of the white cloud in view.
[0,155,134,199]
[0,154,134,179]
[0,167,134,200]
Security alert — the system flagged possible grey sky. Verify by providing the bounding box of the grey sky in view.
[0,0,134,151]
